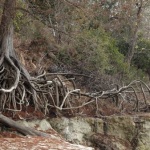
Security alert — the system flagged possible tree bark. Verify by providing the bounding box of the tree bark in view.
[125,0,143,66]
[0,0,49,137]
[0,0,15,50]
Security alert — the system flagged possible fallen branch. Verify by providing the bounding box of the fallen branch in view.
[0,113,50,137]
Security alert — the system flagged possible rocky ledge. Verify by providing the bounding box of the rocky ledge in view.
[49,114,150,150]
[2,114,150,150]
[0,119,93,150]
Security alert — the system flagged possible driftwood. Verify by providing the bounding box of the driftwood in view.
[0,113,50,137]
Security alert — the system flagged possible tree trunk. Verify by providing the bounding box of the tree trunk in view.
[0,0,49,137]
[125,1,143,66]
[0,0,16,46]
[0,0,33,109]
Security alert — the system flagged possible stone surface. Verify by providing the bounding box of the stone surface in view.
[135,115,150,150]
[91,133,132,150]
[106,116,135,141]
[14,114,150,150]
[17,119,52,131]
[49,117,102,145]
[49,114,150,150]
[38,119,52,131]
[14,118,94,150]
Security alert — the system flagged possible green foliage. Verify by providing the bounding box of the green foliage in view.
[103,35,127,74]
[116,39,130,56]
[126,67,149,82]
[14,1,41,40]
[132,38,150,73]
[15,0,149,85]
[58,28,126,76]
[57,47,72,64]
[13,0,27,32]
[74,29,109,73]
[14,11,24,32]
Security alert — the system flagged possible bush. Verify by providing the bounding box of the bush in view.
[58,28,126,76]
[132,39,150,72]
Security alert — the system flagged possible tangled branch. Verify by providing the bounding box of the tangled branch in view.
[0,66,150,117]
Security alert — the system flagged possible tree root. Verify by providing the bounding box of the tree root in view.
[0,56,150,116]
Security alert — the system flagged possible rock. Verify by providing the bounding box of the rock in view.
[106,116,135,141]
[49,117,101,145]
[135,115,150,150]
[50,116,134,146]
[48,114,150,150]
[17,119,52,131]
[91,133,132,150]
[38,119,52,131]
[16,114,150,150]
[15,118,94,150]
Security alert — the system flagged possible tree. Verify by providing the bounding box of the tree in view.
[0,0,51,137]
[0,0,26,92]
[0,0,44,113]
[125,0,144,66]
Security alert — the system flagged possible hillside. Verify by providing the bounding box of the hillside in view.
[0,0,150,150]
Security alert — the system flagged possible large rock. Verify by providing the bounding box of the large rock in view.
[49,117,103,145]
[49,114,150,150]
[16,114,150,150]
[16,119,93,150]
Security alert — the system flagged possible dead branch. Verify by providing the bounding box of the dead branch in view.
[0,67,150,117]
[0,113,50,137]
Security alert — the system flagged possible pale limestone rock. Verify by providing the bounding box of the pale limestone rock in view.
[49,117,101,144]
[49,115,150,150]
[16,114,150,150]
[38,119,52,131]
[17,119,52,131]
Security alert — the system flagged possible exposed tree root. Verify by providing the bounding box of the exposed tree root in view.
[1,58,150,115]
